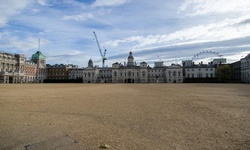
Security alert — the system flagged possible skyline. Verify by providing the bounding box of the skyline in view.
[0,0,250,67]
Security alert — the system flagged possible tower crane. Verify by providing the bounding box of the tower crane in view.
[93,31,107,68]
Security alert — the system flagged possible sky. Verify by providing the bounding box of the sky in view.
[0,0,250,67]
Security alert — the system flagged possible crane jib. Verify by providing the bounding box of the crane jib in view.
[93,31,107,67]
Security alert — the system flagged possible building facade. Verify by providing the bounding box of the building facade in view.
[24,60,37,83]
[46,64,76,80]
[31,51,46,83]
[241,54,250,83]
[0,51,47,83]
[182,60,217,82]
[0,52,25,83]
[69,66,83,79]
[229,61,241,82]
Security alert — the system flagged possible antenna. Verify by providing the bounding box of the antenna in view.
[38,39,40,51]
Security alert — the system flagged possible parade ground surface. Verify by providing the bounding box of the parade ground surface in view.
[0,84,250,150]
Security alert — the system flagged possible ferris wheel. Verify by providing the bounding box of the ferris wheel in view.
[192,50,223,60]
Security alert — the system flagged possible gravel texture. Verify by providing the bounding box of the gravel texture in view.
[0,84,250,150]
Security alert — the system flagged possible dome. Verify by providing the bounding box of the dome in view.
[32,51,45,59]
[128,51,134,59]
[88,59,93,67]
[88,59,93,63]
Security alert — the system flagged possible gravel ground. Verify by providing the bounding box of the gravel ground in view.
[0,83,250,150]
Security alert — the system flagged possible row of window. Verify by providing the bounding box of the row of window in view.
[187,73,214,78]
[241,61,250,69]
[47,72,65,76]
[187,68,214,71]
[48,68,66,71]
[241,72,250,78]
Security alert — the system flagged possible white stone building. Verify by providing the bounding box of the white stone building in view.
[98,67,112,83]
[112,52,148,83]
[241,53,250,83]
[182,60,217,81]
[166,64,183,83]
[68,65,84,80]
[148,62,166,83]
[0,52,25,83]
[83,59,100,83]
[184,65,216,78]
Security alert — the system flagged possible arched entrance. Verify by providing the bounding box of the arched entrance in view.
[125,78,134,83]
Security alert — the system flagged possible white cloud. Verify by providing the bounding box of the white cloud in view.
[106,15,250,50]
[178,0,250,15]
[63,13,93,21]
[0,31,50,52]
[0,0,33,27]
[92,0,128,7]
[37,0,48,6]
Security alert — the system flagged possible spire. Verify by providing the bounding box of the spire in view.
[38,39,40,52]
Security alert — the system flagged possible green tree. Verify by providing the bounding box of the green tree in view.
[216,64,233,82]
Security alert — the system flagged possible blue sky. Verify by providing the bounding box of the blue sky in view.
[0,0,250,67]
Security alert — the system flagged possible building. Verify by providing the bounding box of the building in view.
[111,52,148,83]
[166,64,183,83]
[241,53,250,83]
[83,59,100,83]
[31,51,46,83]
[229,61,241,82]
[212,58,226,65]
[98,67,112,83]
[182,60,217,82]
[0,52,25,83]
[148,62,166,83]
[46,64,72,80]
[69,66,84,80]
[24,60,37,83]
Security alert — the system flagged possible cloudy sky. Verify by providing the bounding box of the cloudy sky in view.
[0,0,250,67]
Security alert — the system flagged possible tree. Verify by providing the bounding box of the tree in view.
[216,64,233,82]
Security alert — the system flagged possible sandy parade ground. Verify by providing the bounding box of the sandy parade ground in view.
[0,83,250,150]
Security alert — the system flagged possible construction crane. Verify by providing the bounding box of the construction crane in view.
[93,31,107,68]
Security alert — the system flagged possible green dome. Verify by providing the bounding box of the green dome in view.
[32,51,45,59]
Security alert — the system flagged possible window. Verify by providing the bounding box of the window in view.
[210,73,213,78]
[178,71,181,77]
[114,71,117,77]
[173,71,176,76]
[192,74,194,78]
[128,71,131,77]
[142,71,146,77]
